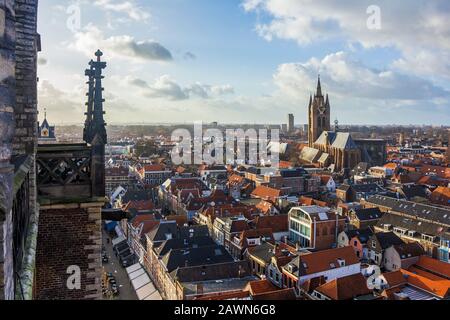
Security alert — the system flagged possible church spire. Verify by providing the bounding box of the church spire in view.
[83,49,107,145]
[316,74,322,97]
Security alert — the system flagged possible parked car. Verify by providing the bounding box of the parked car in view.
[121,254,136,267]
[114,242,129,257]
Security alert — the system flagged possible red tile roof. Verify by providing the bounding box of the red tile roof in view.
[430,187,450,206]
[400,269,450,298]
[130,214,155,228]
[382,270,407,288]
[252,215,288,233]
[142,164,165,172]
[314,273,371,300]
[420,165,450,179]
[413,256,450,279]
[251,185,282,202]
[124,200,155,212]
[299,246,359,276]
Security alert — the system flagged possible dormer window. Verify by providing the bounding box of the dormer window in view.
[337,258,346,267]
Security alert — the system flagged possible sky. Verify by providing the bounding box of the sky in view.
[37,0,450,126]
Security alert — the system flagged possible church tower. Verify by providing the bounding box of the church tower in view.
[308,76,331,146]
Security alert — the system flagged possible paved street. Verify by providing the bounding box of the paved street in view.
[102,230,138,300]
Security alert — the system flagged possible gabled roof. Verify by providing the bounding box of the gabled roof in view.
[347,228,374,244]
[171,260,251,283]
[299,147,321,163]
[382,270,407,288]
[400,269,450,298]
[162,245,234,272]
[352,208,382,221]
[314,131,358,150]
[124,200,155,212]
[372,232,404,250]
[146,221,178,243]
[252,215,288,233]
[251,185,282,201]
[413,256,450,279]
[245,279,279,295]
[252,288,297,300]
[155,236,215,257]
[285,246,359,277]
[238,228,274,247]
[142,164,166,172]
[393,242,424,259]
[314,273,371,300]
[121,190,153,203]
[430,187,450,205]
[130,214,155,229]
[420,165,450,179]
[366,195,450,226]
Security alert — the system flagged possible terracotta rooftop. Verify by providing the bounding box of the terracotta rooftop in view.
[400,269,450,298]
[251,185,282,201]
[314,273,371,300]
[382,270,407,288]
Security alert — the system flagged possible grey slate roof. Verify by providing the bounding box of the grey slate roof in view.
[345,228,374,244]
[247,242,277,264]
[146,221,178,243]
[300,147,321,163]
[372,232,404,249]
[161,245,234,272]
[331,132,358,149]
[170,260,251,282]
[376,212,449,238]
[314,131,358,150]
[318,153,330,164]
[121,190,153,203]
[366,195,450,227]
[155,236,215,257]
[353,208,383,221]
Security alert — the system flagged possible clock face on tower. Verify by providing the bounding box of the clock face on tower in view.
[318,104,326,114]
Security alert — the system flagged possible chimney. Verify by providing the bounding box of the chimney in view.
[196,283,204,295]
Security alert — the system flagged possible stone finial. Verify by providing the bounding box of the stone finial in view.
[95,49,103,61]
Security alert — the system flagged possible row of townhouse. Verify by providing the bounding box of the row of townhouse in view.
[361,195,450,263]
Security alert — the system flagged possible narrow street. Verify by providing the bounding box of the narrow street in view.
[102,230,138,300]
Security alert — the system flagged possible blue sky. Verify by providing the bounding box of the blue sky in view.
[37,0,450,125]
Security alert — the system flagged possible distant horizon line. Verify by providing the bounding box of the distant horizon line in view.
[52,122,450,128]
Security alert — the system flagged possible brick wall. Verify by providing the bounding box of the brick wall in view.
[35,202,102,300]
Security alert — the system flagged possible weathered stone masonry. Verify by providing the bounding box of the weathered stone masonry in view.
[1,0,38,300]
[0,0,17,300]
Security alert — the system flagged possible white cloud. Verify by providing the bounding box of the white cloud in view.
[273,51,450,101]
[127,76,235,100]
[93,0,150,22]
[243,0,450,78]
[67,24,172,62]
